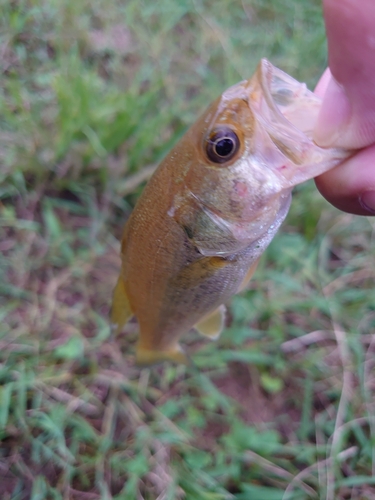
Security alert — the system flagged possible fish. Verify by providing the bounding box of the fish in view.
[111,59,352,366]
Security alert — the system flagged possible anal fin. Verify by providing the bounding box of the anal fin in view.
[195,305,226,340]
[110,276,133,334]
[135,344,189,367]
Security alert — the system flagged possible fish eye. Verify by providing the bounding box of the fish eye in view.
[206,127,240,164]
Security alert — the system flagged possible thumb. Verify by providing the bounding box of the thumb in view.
[314,0,375,149]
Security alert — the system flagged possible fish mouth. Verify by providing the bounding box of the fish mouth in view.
[252,59,322,138]
[241,59,351,186]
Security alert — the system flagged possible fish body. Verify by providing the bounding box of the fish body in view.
[111,60,351,365]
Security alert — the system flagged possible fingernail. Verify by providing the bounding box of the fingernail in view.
[314,76,351,147]
[359,190,375,215]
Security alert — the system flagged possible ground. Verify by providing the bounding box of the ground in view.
[1,0,375,499]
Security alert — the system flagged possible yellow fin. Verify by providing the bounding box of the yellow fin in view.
[195,305,226,340]
[135,344,189,367]
[110,276,133,334]
[237,258,260,293]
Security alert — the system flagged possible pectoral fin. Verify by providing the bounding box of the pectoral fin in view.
[110,276,133,334]
[173,256,231,289]
[135,344,189,366]
[195,305,226,340]
[237,258,260,292]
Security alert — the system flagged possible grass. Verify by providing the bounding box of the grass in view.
[1,0,375,498]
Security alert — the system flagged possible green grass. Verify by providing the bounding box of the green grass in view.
[1,0,375,499]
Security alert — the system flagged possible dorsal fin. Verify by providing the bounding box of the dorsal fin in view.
[110,276,133,334]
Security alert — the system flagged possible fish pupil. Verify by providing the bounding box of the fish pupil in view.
[206,127,240,164]
[215,138,234,157]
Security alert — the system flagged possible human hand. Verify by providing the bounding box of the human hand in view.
[314,0,375,215]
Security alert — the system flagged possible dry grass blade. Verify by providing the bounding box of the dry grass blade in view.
[323,268,375,296]
[244,450,317,497]
[40,384,102,416]
[283,447,358,500]
[116,165,157,196]
[325,324,353,500]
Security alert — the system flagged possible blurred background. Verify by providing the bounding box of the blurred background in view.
[1,0,375,498]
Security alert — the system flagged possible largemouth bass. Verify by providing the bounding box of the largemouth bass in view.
[111,59,352,366]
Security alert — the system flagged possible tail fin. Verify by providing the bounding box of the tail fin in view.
[135,344,190,366]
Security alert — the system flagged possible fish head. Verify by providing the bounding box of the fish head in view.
[176,59,350,245]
